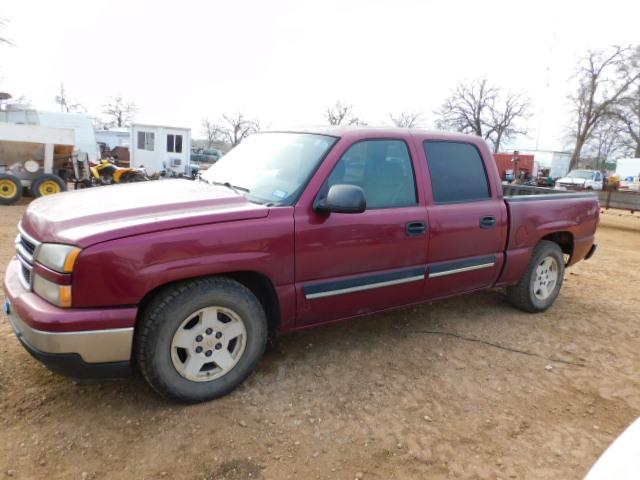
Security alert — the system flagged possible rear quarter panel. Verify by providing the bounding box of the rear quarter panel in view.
[497,195,599,286]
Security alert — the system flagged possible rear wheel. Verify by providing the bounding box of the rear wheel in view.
[32,174,66,197]
[507,240,565,312]
[0,174,22,205]
[135,277,268,403]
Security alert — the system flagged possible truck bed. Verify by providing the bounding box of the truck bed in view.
[499,183,599,285]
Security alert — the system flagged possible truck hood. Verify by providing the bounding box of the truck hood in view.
[20,180,269,247]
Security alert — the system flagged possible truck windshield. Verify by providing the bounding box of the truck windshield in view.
[566,170,595,180]
[201,132,337,205]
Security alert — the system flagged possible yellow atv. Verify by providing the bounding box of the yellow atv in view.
[90,159,148,185]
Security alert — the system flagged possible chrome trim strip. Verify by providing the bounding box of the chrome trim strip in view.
[7,309,133,363]
[428,262,495,279]
[305,274,424,300]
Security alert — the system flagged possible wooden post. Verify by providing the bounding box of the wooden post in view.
[44,143,54,174]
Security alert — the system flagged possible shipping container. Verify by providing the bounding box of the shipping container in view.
[493,153,535,180]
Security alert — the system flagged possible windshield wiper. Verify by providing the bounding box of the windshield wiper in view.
[209,181,250,195]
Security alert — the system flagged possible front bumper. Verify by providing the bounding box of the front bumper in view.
[3,257,135,379]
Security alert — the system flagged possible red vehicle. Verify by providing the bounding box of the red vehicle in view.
[3,128,599,403]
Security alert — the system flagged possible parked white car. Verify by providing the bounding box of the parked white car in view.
[584,417,640,480]
[555,169,604,191]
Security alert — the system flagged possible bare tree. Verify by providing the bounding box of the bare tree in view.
[54,83,68,112]
[103,94,138,128]
[389,111,423,128]
[220,113,260,147]
[615,83,640,157]
[583,116,628,169]
[567,46,640,170]
[435,78,529,152]
[0,18,13,46]
[201,118,224,148]
[54,83,86,113]
[611,47,640,158]
[325,101,361,126]
[489,92,530,154]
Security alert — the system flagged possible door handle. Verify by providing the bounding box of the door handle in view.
[479,216,497,229]
[406,221,427,236]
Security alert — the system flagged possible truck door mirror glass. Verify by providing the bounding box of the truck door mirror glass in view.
[315,184,366,214]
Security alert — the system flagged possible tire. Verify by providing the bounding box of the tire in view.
[0,173,23,205]
[135,277,268,403]
[506,240,565,313]
[32,174,67,197]
[121,172,146,183]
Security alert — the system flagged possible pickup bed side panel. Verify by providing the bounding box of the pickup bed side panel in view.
[496,196,599,286]
[71,208,297,330]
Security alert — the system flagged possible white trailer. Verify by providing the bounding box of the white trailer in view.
[130,123,191,177]
[0,106,99,162]
[0,123,75,204]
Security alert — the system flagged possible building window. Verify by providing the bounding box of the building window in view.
[167,134,183,153]
[137,131,155,151]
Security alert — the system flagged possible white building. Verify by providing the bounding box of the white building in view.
[130,123,191,176]
[616,158,640,179]
[0,105,99,161]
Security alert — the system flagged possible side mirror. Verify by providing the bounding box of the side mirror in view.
[315,184,366,214]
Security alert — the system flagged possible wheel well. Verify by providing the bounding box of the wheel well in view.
[541,231,574,258]
[136,271,281,334]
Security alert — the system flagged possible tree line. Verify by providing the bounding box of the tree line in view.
[3,15,638,169]
[202,45,639,171]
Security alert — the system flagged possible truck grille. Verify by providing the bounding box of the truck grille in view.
[15,227,41,291]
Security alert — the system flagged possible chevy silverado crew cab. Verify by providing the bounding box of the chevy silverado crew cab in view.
[3,128,599,403]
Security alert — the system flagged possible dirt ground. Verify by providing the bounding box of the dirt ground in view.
[1,200,639,480]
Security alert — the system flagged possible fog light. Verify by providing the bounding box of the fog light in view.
[33,274,72,308]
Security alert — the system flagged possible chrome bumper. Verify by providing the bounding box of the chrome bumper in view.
[7,304,133,363]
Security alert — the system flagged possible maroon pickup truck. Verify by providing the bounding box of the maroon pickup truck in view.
[3,127,599,402]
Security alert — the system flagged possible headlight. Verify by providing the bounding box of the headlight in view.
[36,244,81,273]
[33,274,72,307]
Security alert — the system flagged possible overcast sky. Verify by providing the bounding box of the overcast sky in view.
[1,0,639,151]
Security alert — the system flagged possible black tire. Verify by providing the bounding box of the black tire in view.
[32,174,67,198]
[0,173,23,205]
[506,240,565,313]
[135,277,268,403]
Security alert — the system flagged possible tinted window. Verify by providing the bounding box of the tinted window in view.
[325,139,417,209]
[167,134,183,153]
[423,141,490,203]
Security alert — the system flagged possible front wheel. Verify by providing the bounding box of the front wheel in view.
[135,277,267,403]
[506,240,565,312]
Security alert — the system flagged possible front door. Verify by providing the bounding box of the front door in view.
[294,138,428,326]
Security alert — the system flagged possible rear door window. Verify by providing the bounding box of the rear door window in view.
[423,141,490,204]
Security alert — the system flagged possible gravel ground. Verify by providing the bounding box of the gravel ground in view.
[1,200,639,480]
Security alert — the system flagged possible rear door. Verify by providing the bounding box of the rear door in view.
[294,137,428,326]
[419,140,508,299]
